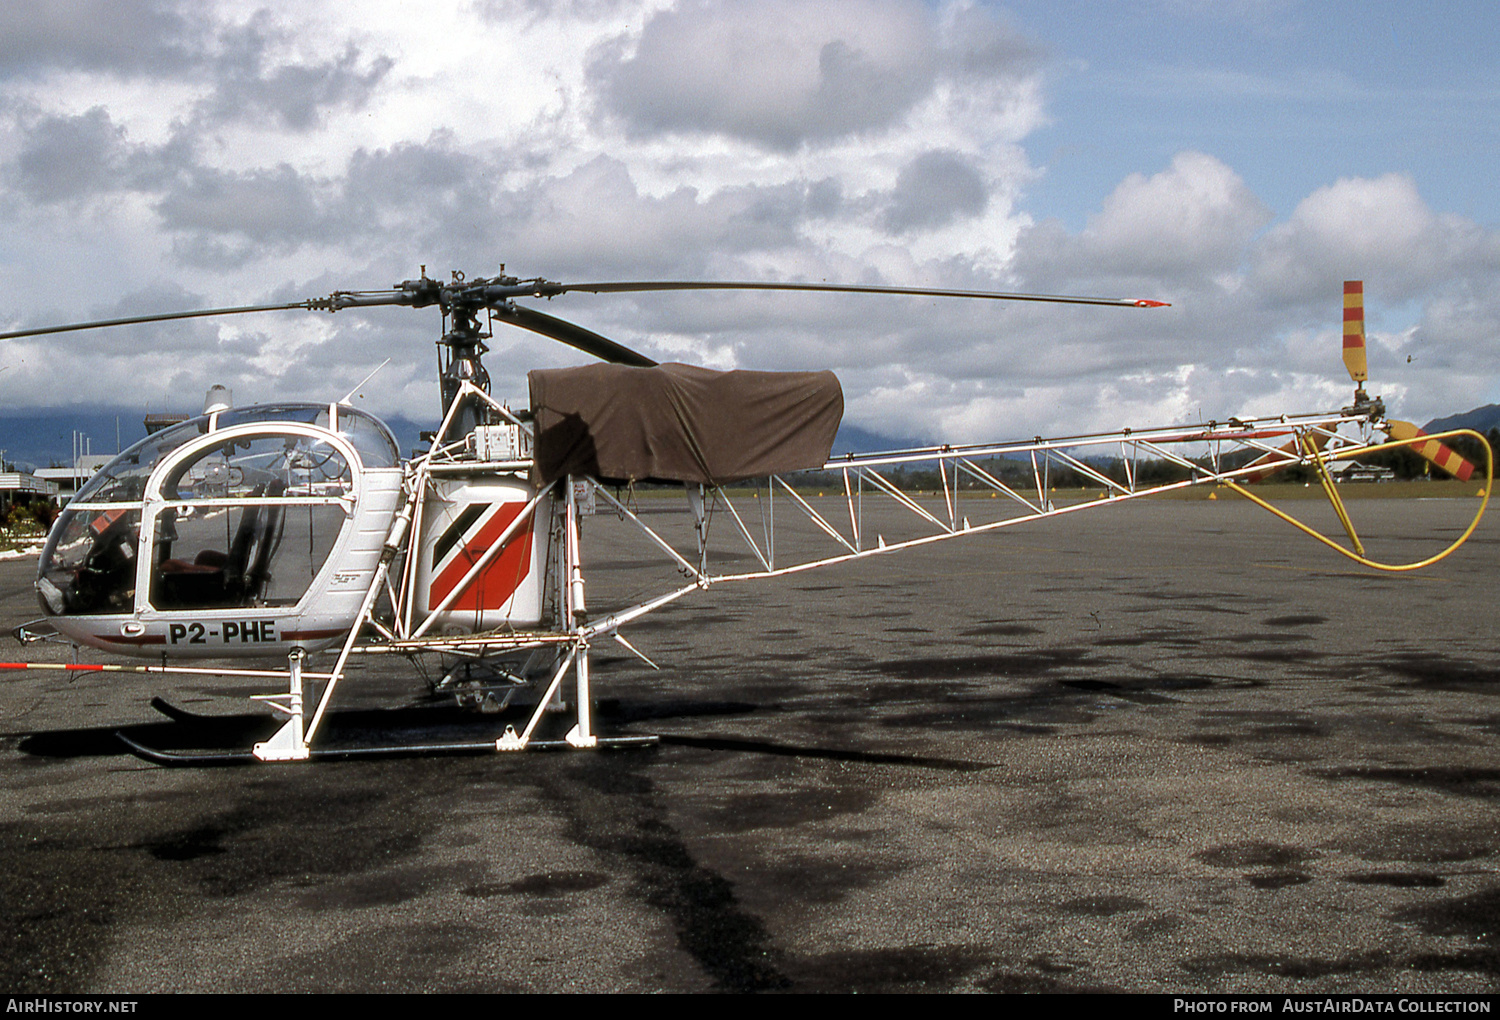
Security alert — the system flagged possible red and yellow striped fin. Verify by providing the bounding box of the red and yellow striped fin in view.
[1343,280,1367,384]
[1386,420,1476,481]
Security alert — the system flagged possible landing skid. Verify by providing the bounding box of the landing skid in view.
[115,729,659,767]
[116,732,261,766]
[121,692,658,767]
[149,696,220,724]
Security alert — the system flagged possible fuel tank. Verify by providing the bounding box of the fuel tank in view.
[411,476,551,633]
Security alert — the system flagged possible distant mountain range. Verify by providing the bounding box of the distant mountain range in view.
[0,409,148,470]
[829,423,929,455]
[1424,404,1500,436]
[0,407,436,471]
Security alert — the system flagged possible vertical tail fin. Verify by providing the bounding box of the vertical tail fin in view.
[1343,281,1368,384]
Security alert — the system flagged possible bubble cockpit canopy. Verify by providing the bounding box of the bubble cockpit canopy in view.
[38,404,400,618]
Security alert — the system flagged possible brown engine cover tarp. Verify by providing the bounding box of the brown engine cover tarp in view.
[529,363,843,485]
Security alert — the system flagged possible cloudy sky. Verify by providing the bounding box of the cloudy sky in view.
[0,0,1496,445]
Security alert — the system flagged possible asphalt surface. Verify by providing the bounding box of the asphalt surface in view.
[1,494,1498,993]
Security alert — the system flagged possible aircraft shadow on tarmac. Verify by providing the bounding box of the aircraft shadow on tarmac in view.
[10,695,994,772]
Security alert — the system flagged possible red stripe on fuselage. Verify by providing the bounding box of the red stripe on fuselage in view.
[429,503,534,611]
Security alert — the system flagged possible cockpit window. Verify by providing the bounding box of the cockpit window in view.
[35,508,143,616]
[71,428,200,505]
[213,404,400,469]
[70,403,398,507]
[148,433,354,608]
[150,500,348,610]
[158,435,354,502]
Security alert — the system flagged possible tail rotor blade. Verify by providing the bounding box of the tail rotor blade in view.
[1341,283,1476,480]
[1343,280,1368,385]
[1386,420,1477,481]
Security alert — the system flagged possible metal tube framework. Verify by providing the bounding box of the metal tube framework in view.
[109,394,1490,761]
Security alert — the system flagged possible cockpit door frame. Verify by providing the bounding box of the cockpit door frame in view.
[134,422,365,620]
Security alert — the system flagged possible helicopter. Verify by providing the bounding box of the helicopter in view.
[0,272,1490,764]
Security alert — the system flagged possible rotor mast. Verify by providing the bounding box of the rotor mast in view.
[424,269,497,423]
[439,305,491,417]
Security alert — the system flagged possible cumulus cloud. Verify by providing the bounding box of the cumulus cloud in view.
[999,156,1500,435]
[939,2,1043,81]
[1,4,391,134]
[478,0,633,21]
[498,155,849,277]
[1249,174,1500,303]
[13,107,128,203]
[157,165,334,265]
[1085,152,1271,270]
[9,106,204,205]
[0,1,202,78]
[1014,152,1272,287]
[587,0,1037,150]
[192,14,393,131]
[880,150,989,234]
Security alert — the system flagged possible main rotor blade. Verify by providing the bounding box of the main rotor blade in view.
[497,304,657,367]
[0,288,425,343]
[1,275,1167,344]
[0,298,377,342]
[531,280,1170,309]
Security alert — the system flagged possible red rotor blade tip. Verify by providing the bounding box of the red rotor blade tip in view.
[1134,299,1171,308]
